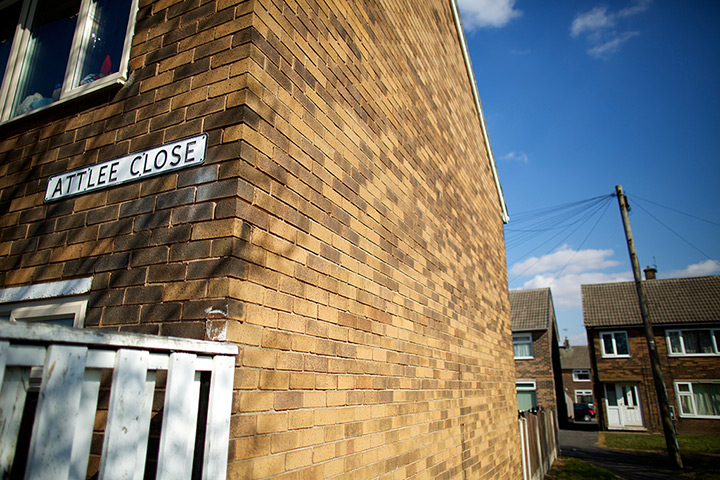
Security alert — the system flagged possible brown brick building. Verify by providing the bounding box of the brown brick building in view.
[559,344,595,421]
[510,288,565,420]
[583,273,720,434]
[0,0,520,478]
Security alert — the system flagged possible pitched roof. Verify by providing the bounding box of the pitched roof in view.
[559,345,590,369]
[509,288,552,331]
[582,275,720,327]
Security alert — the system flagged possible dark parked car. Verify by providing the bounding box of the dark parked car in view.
[574,403,596,422]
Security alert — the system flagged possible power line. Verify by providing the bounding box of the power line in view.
[628,194,720,228]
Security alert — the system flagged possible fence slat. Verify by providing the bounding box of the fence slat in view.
[0,341,7,387]
[24,345,88,480]
[0,367,30,477]
[99,349,151,480]
[68,369,101,480]
[156,353,201,480]
[202,355,235,480]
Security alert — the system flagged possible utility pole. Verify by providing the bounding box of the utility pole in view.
[615,185,682,469]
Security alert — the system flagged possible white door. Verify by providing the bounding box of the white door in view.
[605,383,644,428]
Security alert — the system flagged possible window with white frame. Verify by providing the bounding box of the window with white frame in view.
[600,331,630,357]
[572,369,591,382]
[666,329,720,356]
[0,0,138,122]
[575,390,593,404]
[675,382,720,418]
[516,380,537,411]
[0,296,88,327]
[513,333,533,359]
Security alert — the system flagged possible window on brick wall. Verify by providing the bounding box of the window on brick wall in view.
[0,296,88,327]
[575,389,593,404]
[0,0,137,122]
[666,328,720,356]
[516,380,537,411]
[675,382,720,418]
[572,369,591,382]
[600,331,630,358]
[513,333,533,359]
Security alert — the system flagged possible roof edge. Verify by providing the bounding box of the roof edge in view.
[449,0,509,224]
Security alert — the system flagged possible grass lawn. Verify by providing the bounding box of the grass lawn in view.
[544,457,621,480]
[599,432,720,455]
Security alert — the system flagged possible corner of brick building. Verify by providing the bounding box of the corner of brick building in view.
[0,0,521,477]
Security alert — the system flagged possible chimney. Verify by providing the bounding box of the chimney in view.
[563,337,569,349]
[644,266,657,280]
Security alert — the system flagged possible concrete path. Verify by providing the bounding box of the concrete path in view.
[558,426,714,480]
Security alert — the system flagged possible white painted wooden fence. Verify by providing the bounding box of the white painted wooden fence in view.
[0,321,237,480]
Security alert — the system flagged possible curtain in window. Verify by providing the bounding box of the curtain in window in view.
[513,342,531,358]
[683,330,714,354]
[693,383,720,416]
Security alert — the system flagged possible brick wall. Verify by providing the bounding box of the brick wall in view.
[515,330,558,409]
[590,326,720,434]
[0,0,520,477]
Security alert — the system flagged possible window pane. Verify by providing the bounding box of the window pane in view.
[615,333,629,355]
[679,394,694,415]
[602,334,614,355]
[605,384,618,406]
[75,0,131,87]
[693,384,720,416]
[0,1,22,82]
[683,330,713,354]
[12,0,81,117]
[514,342,531,358]
[715,330,720,353]
[517,391,537,411]
[668,331,683,354]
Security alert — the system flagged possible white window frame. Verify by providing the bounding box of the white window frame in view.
[574,389,593,404]
[674,381,720,419]
[0,0,139,123]
[572,369,591,382]
[516,380,536,391]
[513,333,534,359]
[0,295,88,327]
[666,328,720,357]
[600,331,630,358]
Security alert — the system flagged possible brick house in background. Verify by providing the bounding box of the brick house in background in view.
[583,271,720,434]
[559,344,595,419]
[510,288,565,420]
[0,0,521,478]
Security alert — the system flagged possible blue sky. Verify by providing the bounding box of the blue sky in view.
[458,0,720,345]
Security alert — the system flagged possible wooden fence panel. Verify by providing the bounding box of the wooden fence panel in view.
[0,321,237,480]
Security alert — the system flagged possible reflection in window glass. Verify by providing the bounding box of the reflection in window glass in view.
[0,1,22,82]
[602,334,614,355]
[76,0,131,87]
[13,0,81,116]
[615,332,629,355]
[605,383,618,406]
[668,331,682,354]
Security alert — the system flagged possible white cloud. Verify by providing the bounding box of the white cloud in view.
[458,0,521,31]
[666,260,720,278]
[500,151,529,163]
[509,245,630,309]
[587,31,640,59]
[571,6,613,38]
[509,244,620,277]
[570,0,651,58]
[520,270,632,309]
